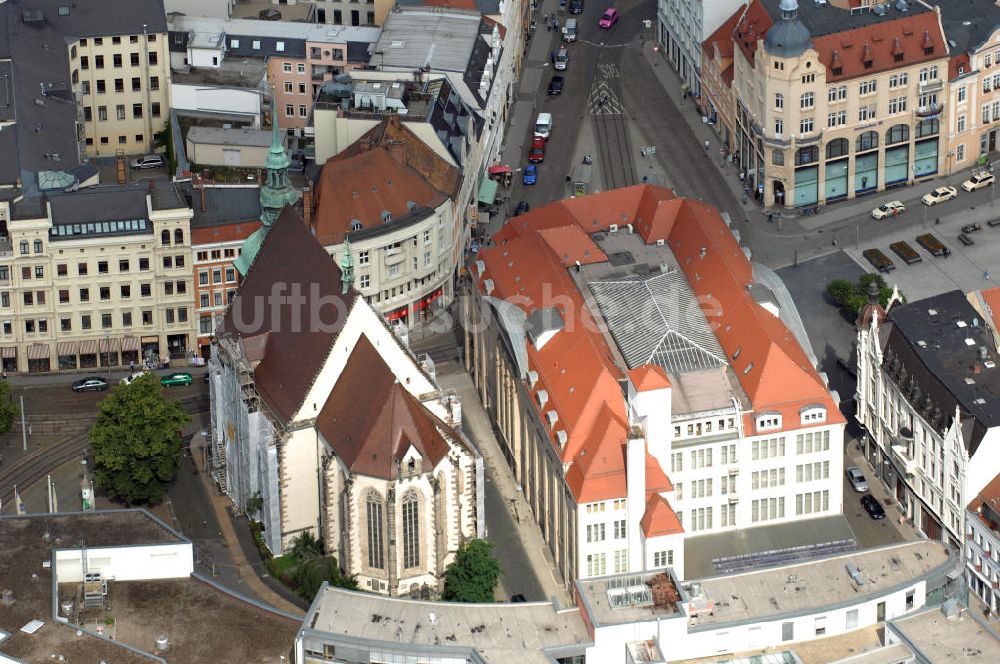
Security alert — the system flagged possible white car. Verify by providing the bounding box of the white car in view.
[846,467,869,493]
[871,201,906,220]
[922,186,957,206]
[961,171,996,192]
[120,371,147,386]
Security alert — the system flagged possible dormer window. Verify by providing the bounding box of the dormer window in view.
[800,405,827,423]
[407,458,416,474]
[756,413,782,431]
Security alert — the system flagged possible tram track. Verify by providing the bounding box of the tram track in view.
[594,111,637,191]
[0,393,209,506]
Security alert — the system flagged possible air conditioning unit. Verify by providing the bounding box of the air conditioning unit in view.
[728,495,739,504]
[609,223,619,233]
[656,239,665,247]
[728,467,739,475]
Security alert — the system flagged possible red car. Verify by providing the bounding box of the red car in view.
[528,136,546,163]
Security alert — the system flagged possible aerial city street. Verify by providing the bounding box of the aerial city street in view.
[1,0,1000,662]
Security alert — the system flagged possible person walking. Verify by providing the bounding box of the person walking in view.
[550,50,556,65]
[704,139,710,150]
[767,212,774,224]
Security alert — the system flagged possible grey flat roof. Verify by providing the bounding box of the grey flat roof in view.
[375,8,483,72]
[578,541,950,628]
[0,127,18,186]
[181,182,262,228]
[187,125,272,148]
[15,0,168,37]
[168,15,380,44]
[886,290,1000,454]
[889,605,1000,661]
[305,586,591,662]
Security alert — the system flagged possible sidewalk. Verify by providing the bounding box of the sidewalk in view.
[636,40,992,232]
[436,360,574,607]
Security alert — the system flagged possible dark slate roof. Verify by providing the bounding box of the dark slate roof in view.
[764,16,812,58]
[177,182,262,228]
[934,0,1000,55]
[219,206,357,424]
[0,127,19,186]
[0,1,11,57]
[758,0,932,39]
[885,290,1000,455]
[346,40,370,63]
[427,78,482,166]
[48,188,150,224]
[226,34,306,59]
[462,29,499,106]
[13,0,168,38]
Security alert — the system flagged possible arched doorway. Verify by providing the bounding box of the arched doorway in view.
[772,180,786,207]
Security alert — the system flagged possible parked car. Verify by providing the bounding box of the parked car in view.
[962,222,983,233]
[522,164,538,185]
[961,170,995,192]
[130,154,165,170]
[598,7,619,28]
[889,241,922,265]
[120,371,147,386]
[871,201,906,220]
[990,219,1000,228]
[547,75,565,95]
[510,594,527,603]
[72,376,108,392]
[528,137,546,163]
[921,186,957,206]
[568,0,584,14]
[862,248,895,273]
[161,372,193,387]
[958,233,975,246]
[916,233,951,257]
[861,494,886,520]
[554,46,569,71]
[846,467,869,493]
[514,201,530,216]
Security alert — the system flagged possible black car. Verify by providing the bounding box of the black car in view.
[568,0,584,13]
[861,495,886,520]
[514,201,530,216]
[510,594,527,603]
[547,76,564,95]
[72,376,108,392]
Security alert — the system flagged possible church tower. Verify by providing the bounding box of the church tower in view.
[234,105,301,276]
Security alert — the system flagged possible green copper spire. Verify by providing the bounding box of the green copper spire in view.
[339,236,355,294]
[234,101,301,276]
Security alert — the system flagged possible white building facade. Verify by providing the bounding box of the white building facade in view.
[656,0,746,98]
[965,475,1000,614]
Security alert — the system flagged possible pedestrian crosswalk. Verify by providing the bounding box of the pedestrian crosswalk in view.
[588,80,623,115]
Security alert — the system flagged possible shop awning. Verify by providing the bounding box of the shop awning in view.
[477,177,498,205]
[27,344,50,360]
[488,165,512,175]
[78,339,100,356]
[57,341,79,356]
[121,336,140,352]
[1,346,16,359]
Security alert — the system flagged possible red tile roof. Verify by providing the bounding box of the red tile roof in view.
[628,365,672,392]
[812,12,947,83]
[316,335,453,480]
[313,149,449,246]
[477,184,841,502]
[733,0,772,64]
[969,471,1000,517]
[705,4,742,62]
[192,220,261,245]
[640,494,683,537]
[982,287,1000,331]
[219,206,356,423]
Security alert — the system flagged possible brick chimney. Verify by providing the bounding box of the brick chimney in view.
[200,186,207,213]
[302,185,314,232]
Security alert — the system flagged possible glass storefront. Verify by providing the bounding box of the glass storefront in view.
[824,159,848,201]
[855,152,878,193]
[794,165,819,206]
[914,138,939,177]
[885,145,909,186]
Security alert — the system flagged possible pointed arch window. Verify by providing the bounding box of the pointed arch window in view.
[402,491,420,569]
[366,491,385,569]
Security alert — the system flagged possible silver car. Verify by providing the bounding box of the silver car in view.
[846,467,869,493]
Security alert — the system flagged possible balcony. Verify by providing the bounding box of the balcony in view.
[918,78,943,94]
[796,130,824,147]
[626,639,665,664]
[763,133,791,148]
[889,439,918,477]
[915,103,944,119]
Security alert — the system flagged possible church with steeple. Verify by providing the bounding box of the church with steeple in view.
[233,107,301,276]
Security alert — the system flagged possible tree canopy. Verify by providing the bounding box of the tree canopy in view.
[826,274,904,317]
[442,539,501,603]
[89,374,189,505]
[0,380,18,435]
[288,531,358,600]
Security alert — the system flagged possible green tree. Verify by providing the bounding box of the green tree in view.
[89,375,189,505]
[442,539,501,603]
[826,279,855,308]
[294,553,358,600]
[0,380,19,435]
